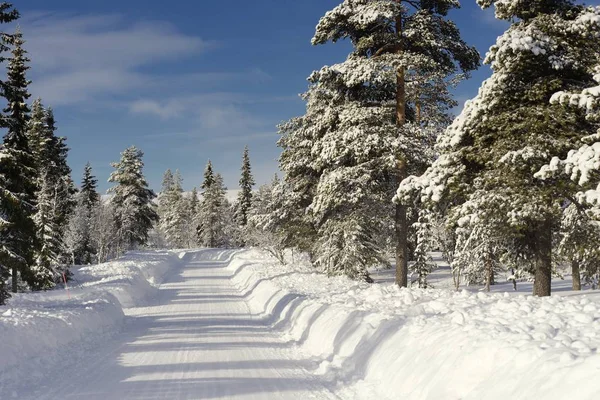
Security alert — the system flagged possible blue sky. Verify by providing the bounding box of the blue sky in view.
[12,0,510,193]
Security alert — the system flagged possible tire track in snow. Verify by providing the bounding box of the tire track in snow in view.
[22,249,339,400]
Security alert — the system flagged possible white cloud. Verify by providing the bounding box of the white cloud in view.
[17,12,211,105]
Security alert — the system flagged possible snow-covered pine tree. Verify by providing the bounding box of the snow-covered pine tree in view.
[234,146,255,235]
[186,186,200,247]
[108,146,158,252]
[400,0,600,296]
[78,162,100,264]
[555,203,600,290]
[198,162,230,247]
[64,163,99,265]
[80,162,100,213]
[27,99,76,283]
[158,170,186,248]
[247,175,286,261]
[64,192,88,266]
[0,27,37,295]
[90,201,118,263]
[278,0,478,281]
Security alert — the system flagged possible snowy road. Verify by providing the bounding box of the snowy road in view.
[26,250,338,400]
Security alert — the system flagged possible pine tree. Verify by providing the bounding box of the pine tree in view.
[27,99,76,282]
[186,186,200,247]
[247,175,287,262]
[0,27,37,295]
[158,169,186,248]
[108,146,158,252]
[65,163,100,265]
[278,0,478,281]
[198,162,229,247]
[234,146,255,230]
[0,3,20,304]
[81,162,100,213]
[401,0,600,296]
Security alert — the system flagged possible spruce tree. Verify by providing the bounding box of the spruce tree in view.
[235,146,255,229]
[0,27,37,294]
[0,3,20,304]
[27,99,76,281]
[108,146,158,251]
[158,169,186,248]
[401,0,600,296]
[81,162,100,213]
[198,162,229,247]
[71,162,100,264]
[187,186,200,247]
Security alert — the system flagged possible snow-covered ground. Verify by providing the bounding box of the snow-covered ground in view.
[2,249,600,399]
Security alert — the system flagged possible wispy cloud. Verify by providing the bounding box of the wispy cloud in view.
[17,12,212,105]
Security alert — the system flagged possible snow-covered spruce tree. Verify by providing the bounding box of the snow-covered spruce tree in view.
[158,169,186,248]
[90,201,118,263]
[27,100,76,284]
[247,175,287,262]
[197,162,230,248]
[185,186,200,247]
[556,203,600,290]
[64,163,100,265]
[78,162,100,264]
[0,27,38,294]
[278,0,478,282]
[64,193,88,266]
[400,1,600,296]
[0,4,20,304]
[80,162,100,213]
[410,208,437,288]
[108,146,158,252]
[234,145,255,245]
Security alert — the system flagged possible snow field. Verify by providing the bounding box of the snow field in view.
[0,250,186,393]
[227,249,600,399]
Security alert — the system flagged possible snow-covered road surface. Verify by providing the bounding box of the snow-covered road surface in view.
[24,250,338,400]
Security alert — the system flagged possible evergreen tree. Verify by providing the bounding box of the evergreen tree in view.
[186,186,200,247]
[108,146,158,251]
[0,27,37,295]
[234,146,255,229]
[0,3,20,304]
[278,0,478,281]
[247,174,287,262]
[80,162,100,213]
[198,162,229,247]
[400,0,600,296]
[65,163,99,264]
[158,169,186,248]
[27,99,76,281]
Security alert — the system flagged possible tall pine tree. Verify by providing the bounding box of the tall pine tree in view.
[400,0,600,296]
[235,146,255,227]
[0,3,21,304]
[0,27,37,294]
[197,161,229,247]
[278,0,478,281]
[108,146,158,252]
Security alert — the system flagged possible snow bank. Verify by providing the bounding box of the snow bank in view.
[228,249,600,399]
[73,250,186,307]
[0,250,185,392]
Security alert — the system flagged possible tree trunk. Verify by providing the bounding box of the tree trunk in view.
[395,201,408,287]
[533,221,552,297]
[394,12,409,288]
[572,259,581,291]
[484,254,492,293]
[11,265,17,293]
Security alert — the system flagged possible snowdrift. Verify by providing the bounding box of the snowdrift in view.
[0,250,185,391]
[228,249,600,400]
